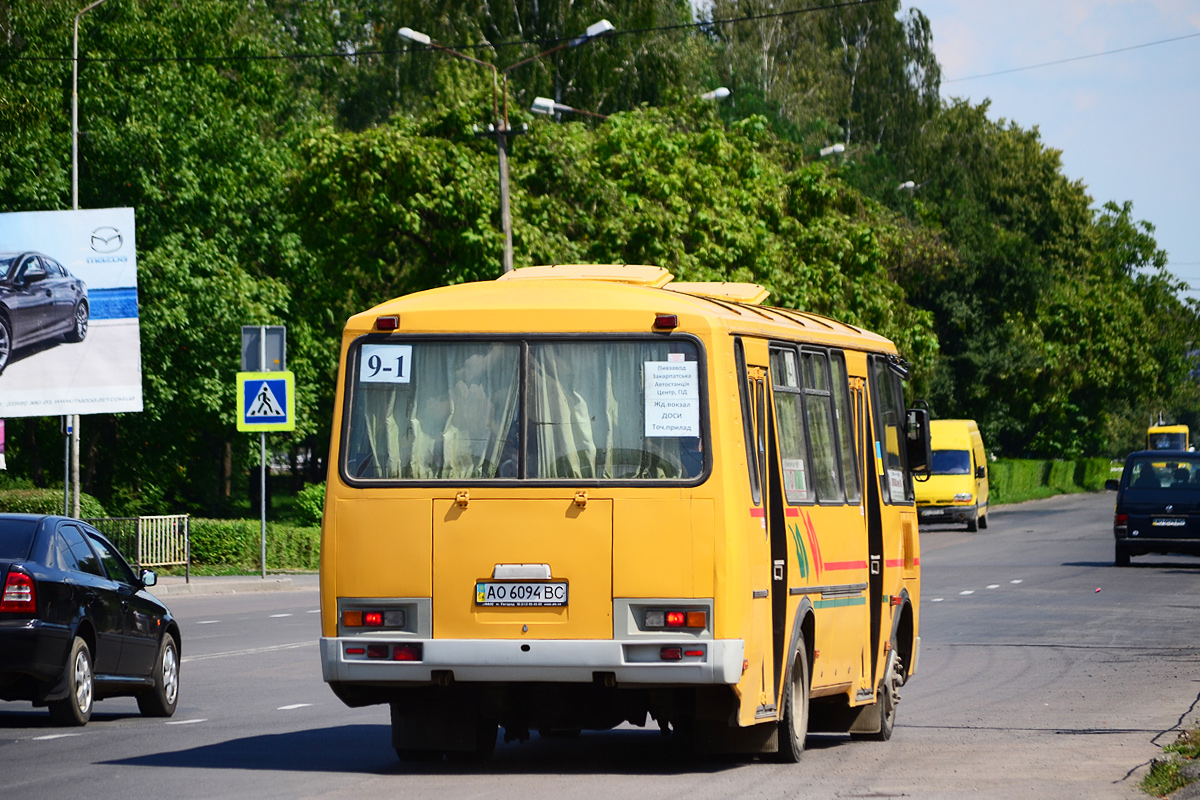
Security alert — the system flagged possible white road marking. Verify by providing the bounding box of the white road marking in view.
[166,719,207,725]
[277,703,312,711]
[307,609,321,614]
[932,598,944,602]
[987,584,1000,589]
[196,620,220,625]
[959,590,974,595]
[182,641,313,663]
[1011,579,1023,584]
[270,613,293,618]
[33,733,82,741]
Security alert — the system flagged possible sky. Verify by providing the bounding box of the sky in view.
[902,1,1200,295]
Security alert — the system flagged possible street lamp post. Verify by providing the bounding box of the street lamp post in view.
[68,0,108,518]
[398,20,614,273]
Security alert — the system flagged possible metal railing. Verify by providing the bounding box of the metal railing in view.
[85,514,190,583]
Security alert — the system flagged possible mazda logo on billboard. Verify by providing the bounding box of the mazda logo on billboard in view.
[91,226,123,253]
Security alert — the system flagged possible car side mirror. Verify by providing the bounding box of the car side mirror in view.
[905,407,932,478]
[140,568,158,587]
[1104,479,1119,491]
[23,271,46,284]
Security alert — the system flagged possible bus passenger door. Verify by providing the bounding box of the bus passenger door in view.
[751,361,790,715]
[743,363,779,719]
[857,375,885,691]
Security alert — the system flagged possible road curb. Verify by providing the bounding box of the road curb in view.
[147,577,314,597]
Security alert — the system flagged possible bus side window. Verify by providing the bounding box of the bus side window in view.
[771,345,815,504]
[735,339,761,504]
[830,351,861,504]
[800,349,844,504]
[870,356,913,504]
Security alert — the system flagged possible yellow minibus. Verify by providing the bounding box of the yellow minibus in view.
[1147,423,1189,452]
[914,419,989,531]
[319,264,929,761]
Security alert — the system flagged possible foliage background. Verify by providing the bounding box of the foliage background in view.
[1,0,1196,516]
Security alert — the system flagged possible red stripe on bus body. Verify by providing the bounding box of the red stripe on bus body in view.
[750,508,765,518]
[823,560,868,571]
[785,508,799,517]
[885,558,921,568]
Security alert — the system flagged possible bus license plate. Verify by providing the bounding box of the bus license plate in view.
[920,509,943,517]
[1152,518,1186,527]
[475,581,568,607]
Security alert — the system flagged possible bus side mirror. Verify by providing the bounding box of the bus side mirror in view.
[1104,479,1119,491]
[905,407,932,477]
[975,465,986,479]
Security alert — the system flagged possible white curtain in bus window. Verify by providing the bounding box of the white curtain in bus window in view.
[529,341,702,480]
[771,347,815,503]
[345,342,520,479]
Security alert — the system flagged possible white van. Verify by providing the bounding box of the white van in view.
[914,419,989,531]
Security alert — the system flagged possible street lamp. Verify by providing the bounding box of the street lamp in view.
[399,20,614,273]
[803,142,846,163]
[530,96,608,120]
[68,0,109,518]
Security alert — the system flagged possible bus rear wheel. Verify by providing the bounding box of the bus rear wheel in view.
[774,636,810,763]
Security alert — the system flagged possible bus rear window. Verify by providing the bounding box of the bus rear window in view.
[342,338,705,482]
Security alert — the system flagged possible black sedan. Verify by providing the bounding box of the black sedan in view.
[0,514,180,724]
[0,251,89,375]
[1106,450,1200,566]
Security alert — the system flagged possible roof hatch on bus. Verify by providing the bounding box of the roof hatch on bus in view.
[496,264,673,287]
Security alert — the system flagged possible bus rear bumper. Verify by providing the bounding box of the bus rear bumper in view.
[320,637,745,685]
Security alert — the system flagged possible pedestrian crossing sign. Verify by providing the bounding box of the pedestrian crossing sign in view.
[237,371,295,432]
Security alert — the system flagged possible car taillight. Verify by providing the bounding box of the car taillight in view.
[1115,514,1128,526]
[1,570,36,613]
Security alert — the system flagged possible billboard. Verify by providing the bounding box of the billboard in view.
[0,208,142,417]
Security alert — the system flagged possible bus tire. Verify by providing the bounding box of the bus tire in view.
[966,506,979,532]
[978,510,988,530]
[774,637,810,763]
[853,642,903,742]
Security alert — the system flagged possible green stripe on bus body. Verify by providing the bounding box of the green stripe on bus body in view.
[813,597,868,609]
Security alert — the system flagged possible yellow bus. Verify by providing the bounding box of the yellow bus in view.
[318,265,929,761]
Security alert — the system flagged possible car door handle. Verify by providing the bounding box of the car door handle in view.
[84,591,97,603]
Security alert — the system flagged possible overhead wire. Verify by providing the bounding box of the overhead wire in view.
[944,31,1200,83]
[0,0,887,64]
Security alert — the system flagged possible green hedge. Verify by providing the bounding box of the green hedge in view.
[990,457,1115,505]
[0,488,107,518]
[189,518,320,571]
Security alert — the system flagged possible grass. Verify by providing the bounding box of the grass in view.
[1142,727,1200,797]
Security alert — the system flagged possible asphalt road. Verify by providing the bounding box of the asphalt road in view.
[1,491,1197,799]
